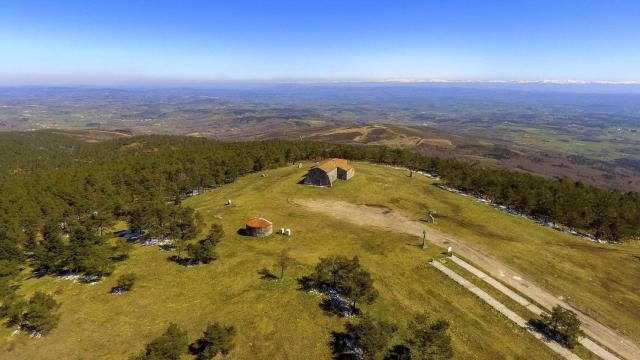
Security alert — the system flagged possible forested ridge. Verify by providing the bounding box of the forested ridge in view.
[0,131,638,260]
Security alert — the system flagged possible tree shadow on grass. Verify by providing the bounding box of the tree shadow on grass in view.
[167,255,196,266]
[258,268,278,280]
[296,276,358,316]
[406,242,428,249]
[319,298,359,317]
[329,331,360,360]
[296,275,315,291]
[331,328,411,360]
[385,345,411,359]
[110,286,127,295]
[158,243,175,252]
[27,269,49,279]
[110,254,129,262]
[527,319,565,344]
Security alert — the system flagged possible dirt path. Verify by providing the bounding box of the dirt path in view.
[293,199,640,360]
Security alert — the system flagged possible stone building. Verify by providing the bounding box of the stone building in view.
[304,158,354,187]
[245,217,273,237]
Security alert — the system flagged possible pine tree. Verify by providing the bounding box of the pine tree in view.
[21,291,60,334]
[404,313,453,360]
[308,256,379,309]
[346,315,397,359]
[35,222,67,273]
[542,306,583,348]
[190,322,236,359]
[133,323,188,360]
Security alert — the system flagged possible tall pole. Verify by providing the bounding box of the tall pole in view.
[422,229,427,249]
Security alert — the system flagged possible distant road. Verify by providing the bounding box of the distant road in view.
[295,198,640,360]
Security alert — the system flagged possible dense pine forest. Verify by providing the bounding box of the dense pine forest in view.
[0,130,639,277]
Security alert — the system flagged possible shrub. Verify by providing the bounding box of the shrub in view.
[116,273,136,292]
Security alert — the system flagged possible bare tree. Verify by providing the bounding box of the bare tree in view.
[277,250,289,280]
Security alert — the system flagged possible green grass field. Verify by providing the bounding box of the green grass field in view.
[2,162,638,359]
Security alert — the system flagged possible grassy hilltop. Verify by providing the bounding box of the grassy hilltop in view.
[2,162,638,359]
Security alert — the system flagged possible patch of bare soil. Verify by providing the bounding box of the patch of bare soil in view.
[417,138,455,147]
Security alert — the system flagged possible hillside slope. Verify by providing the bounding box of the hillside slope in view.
[3,162,639,359]
[275,124,640,192]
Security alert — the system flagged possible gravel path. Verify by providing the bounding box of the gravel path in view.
[431,260,582,360]
[294,199,639,360]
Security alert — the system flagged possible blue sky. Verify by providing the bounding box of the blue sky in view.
[1,0,639,84]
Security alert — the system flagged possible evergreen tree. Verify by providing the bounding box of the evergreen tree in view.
[203,223,224,246]
[542,306,583,348]
[404,313,453,360]
[187,241,217,264]
[112,237,132,261]
[170,206,201,259]
[86,209,115,236]
[67,226,113,277]
[0,260,21,283]
[23,232,40,258]
[35,222,67,273]
[21,291,60,334]
[342,265,379,308]
[308,256,379,309]
[0,236,24,263]
[133,323,188,360]
[346,315,397,359]
[0,291,26,326]
[190,322,236,359]
[187,223,224,264]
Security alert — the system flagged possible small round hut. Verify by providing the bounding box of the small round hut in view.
[245,217,273,237]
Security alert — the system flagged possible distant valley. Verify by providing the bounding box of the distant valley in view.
[1,85,639,191]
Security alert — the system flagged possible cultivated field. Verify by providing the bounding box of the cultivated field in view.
[2,162,638,359]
